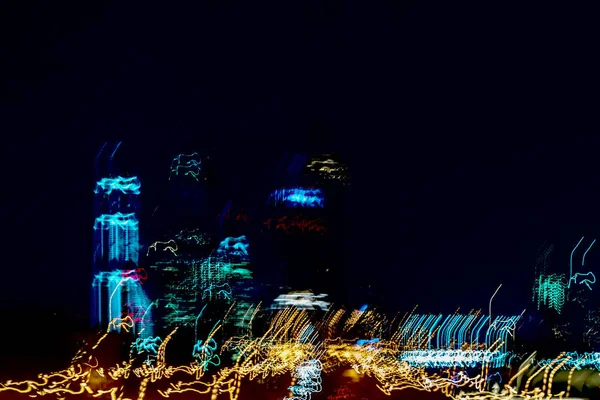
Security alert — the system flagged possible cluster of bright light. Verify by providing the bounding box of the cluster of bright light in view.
[537,351,600,370]
[268,187,325,208]
[134,336,162,358]
[271,291,331,311]
[284,359,323,400]
[94,176,141,195]
[0,307,587,400]
[394,312,522,355]
[169,152,203,181]
[94,212,140,265]
[192,320,221,371]
[305,155,350,185]
[356,338,379,347]
[399,349,513,369]
[119,268,148,282]
[324,339,478,397]
[263,215,326,233]
[216,235,249,259]
[534,274,566,313]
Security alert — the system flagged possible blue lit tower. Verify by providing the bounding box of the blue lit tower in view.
[262,152,352,307]
[91,142,151,337]
[267,153,332,296]
[93,142,141,272]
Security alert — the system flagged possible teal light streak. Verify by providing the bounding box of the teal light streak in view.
[110,141,122,160]
[456,315,471,348]
[458,314,476,348]
[485,317,496,349]
[94,176,141,195]
[582,239,596,265]
[427,315,443,349]
[418,315,436,348]
[471,315,489,346]
[408,315,427,347]
[569,236,585,288]
[445,315,462,348]
[401,315,419,344]
[413,315,429,347]
[435,314,453,349]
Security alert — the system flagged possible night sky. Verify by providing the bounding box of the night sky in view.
[1,1,599,323]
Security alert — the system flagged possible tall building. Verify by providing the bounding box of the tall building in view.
[91,142,151,337]
[261,152,350,306]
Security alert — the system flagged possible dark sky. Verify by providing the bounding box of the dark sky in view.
[1,1,599,319]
